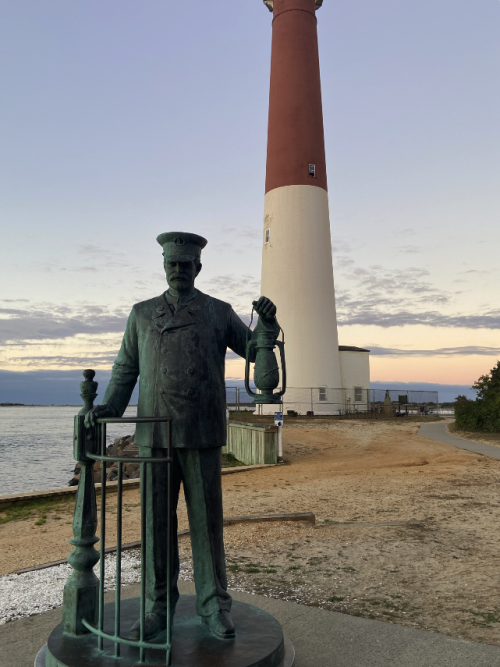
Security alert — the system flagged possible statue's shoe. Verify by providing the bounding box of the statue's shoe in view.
[201,609,235,640]
[129,612,170,641]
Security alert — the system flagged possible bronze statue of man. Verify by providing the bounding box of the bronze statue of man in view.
[85,232,278,641]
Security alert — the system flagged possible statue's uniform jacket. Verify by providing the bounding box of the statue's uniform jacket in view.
[103,289,277,617]
[103,289,262,449]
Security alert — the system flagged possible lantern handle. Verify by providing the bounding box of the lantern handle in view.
[275,326,286,398]
[244,306,257,398]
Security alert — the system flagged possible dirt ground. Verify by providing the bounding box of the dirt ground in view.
[2,419,500,646]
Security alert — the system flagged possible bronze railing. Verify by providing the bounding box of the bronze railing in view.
[62,370,173,665]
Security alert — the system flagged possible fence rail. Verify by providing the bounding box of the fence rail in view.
[226,386,439,416]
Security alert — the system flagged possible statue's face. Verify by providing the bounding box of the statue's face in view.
[164,259,201,294]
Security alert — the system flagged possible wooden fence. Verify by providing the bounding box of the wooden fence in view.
[224,421,278,465]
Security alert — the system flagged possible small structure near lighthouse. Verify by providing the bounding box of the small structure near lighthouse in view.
[260,0,370,413]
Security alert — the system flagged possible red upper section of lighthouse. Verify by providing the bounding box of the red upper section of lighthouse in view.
[265,0,328,194]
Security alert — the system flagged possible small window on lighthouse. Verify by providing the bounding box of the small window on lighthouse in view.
[265,229,270,243]
[318,386,327,402]
[308,164,316,178]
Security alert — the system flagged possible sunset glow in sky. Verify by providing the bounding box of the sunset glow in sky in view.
[1,0,499,388]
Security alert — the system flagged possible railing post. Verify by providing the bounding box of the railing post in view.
[62,370,100,636]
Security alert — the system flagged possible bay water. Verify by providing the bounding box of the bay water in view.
[0,406,137,496]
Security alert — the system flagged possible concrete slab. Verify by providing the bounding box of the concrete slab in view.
[3,581,500,667]
[418,422,500,461]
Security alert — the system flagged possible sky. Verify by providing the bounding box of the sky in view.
[1,0,499,397]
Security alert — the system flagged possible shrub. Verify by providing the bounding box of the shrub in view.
[455,361,500,432]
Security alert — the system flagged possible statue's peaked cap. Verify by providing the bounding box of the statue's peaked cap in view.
[157,232,207,262]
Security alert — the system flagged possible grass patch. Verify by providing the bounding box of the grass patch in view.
[222,452,245,468]
[364,598,409,612]
[0,496,73,525]
[469,608,500,627]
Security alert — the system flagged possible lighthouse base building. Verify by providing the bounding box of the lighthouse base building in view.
[257,0,370,415]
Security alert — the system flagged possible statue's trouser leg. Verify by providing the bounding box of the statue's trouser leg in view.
[140,446,181,617]
[177,447,232,618]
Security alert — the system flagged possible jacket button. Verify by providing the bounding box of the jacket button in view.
[159,389,164,395]
[187,388,194,397]
[161,366,168,374]
[187,367,194,375]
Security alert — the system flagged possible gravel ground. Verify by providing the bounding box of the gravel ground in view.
[0,550,194,625]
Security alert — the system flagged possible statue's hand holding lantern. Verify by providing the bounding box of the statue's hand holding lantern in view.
[244,297,286,405]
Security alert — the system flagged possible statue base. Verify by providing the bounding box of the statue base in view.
[35,595,294,667]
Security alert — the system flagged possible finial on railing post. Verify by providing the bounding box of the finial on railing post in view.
[79,369,98,416]
[62,370,100,636]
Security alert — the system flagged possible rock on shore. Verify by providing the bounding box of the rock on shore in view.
[68,435,139,485]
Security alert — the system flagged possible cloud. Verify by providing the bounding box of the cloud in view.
[239,228,261,239]
[78,244,117,256]
[203,274,261,314]
[398,245,421,254]
[33,244,135,274]
[331,237,354,254]
[0,368,122,405]
[368,346,500,356]
[340,265,448,304]
[219,226,261,242]
[0,370,255,405]
[0,303,129,344]
[225,349,250,360]
[333,262,500,329]
[338,308,500,329]
[0,295,255,350]
[1,299,30,303]
[334,256,355,269]
[460,269,494,275]
[6,353,120,368]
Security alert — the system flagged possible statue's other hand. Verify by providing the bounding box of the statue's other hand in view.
[252,296,277,321]
[84,404,117,429]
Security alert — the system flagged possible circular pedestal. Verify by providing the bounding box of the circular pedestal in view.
[37,595,294,667]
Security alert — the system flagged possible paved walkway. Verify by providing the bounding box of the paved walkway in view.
[4,581,500,667]
[418,421,500,460]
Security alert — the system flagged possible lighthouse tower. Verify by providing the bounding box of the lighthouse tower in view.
[260,0,342,402]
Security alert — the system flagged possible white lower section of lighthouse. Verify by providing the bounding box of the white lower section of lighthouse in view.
[261,184,342,395]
